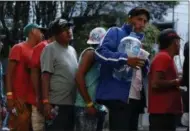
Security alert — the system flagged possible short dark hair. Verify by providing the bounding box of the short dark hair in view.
[51,18,73,35]
[128,7,150,21]
[158,28,181,50]
[159,39,176,50]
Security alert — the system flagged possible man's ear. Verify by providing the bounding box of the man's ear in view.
[29,28,35,36]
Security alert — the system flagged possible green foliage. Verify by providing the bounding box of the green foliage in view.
[143,24,160,58]
[0,1,179,57]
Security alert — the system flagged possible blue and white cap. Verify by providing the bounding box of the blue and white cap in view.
[87,27,107,45]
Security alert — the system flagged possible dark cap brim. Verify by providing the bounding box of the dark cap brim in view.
[176,35,183,41]
[38,27,48,32]
[66,22,74,27]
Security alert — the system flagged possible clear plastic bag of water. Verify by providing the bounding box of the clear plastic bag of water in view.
[46,106,59,126]
[113,36,141,81]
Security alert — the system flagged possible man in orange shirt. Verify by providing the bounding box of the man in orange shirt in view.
[6,23,44,131]
[30,21,55,131]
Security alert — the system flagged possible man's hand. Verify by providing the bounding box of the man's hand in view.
[175,78,182,89]
[43,103,53,119]
[127,57,145,69]
[86,106,97,116]
[7,99,14,111]
[36,99,43,114]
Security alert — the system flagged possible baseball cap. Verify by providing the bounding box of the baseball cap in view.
[128,7,150,21]
[158,28,182,44]
[23,23,47,37]
[46,21,56,38]
[51,18,73,35]
[87,27,107,45]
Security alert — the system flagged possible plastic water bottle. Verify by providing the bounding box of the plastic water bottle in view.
[46,106,59,126]
[112,36,141,82]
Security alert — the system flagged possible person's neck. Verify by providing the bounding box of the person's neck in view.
[26,38,38,47]
[125,22,142,33]
[164,49,176,58]
[47,37,55,44]
[57,41,69,48]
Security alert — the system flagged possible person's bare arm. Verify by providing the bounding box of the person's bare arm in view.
[75,50,94,104]
[41,72,52,117]
[41,72,51,101]
[6,60,17,93]
[6,60,17,110]
[31,68,41,100]
[152,71,180,90]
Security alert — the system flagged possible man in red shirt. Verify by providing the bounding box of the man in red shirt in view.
[30,21,55,131]
[148,28,183,131]
[6,23,44,131]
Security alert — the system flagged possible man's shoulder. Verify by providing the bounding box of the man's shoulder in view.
[44,41,56,49]
[108,26,124,33]
[12,42,25,47]
[104,26,126,43]
[36,40,48,47]
[10,42,24,52]
[151,51,171,65]
[155,51,171,59]
[68,45,76,51]
[33,40,48,50]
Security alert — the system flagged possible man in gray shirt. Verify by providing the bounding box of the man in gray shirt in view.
[41,18,78,131]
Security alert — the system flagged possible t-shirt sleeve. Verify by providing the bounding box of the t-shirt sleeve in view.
[30,45,43,68]
[40,46,54,73]
[153,53,171,72]
[9,44,22,62]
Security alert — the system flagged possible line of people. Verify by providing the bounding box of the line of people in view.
[0,6,188,131]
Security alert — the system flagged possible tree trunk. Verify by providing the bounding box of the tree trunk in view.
[0,2,10,38]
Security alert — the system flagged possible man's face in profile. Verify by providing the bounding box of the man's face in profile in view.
[129,14,148,32]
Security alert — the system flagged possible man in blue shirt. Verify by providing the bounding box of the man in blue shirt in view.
[95,7,150,130]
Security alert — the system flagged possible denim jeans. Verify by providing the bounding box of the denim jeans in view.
[75,107,106,131]
[2,112,9,128]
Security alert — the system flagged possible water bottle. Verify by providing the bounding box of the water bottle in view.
[113,36,141,81]
[46,106,59,126]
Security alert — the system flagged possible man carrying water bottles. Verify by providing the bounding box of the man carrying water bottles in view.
[95,7,150,130]
[41,18,77,131]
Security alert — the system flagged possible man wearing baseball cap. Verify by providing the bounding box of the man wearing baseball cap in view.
[23,23,47,38]
[94,7,150,130]
[41,18,77,131]
[30,21,55,131]
[75,27,107,131]
[6,23,44,131]
[148,28,183,131]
